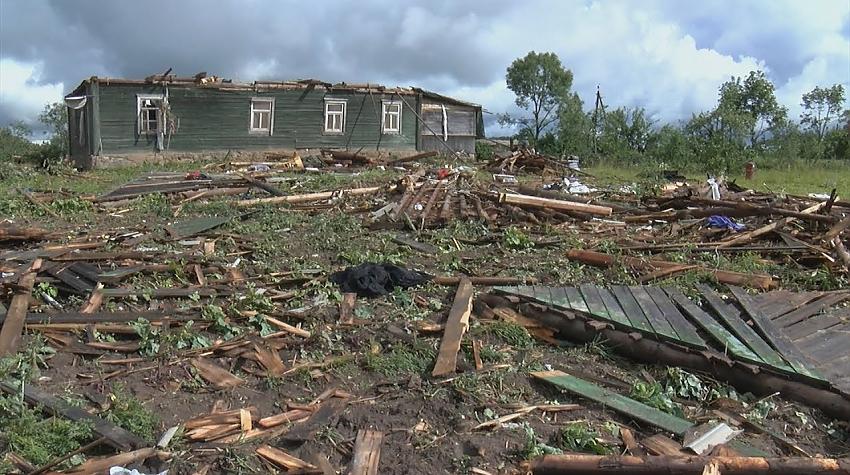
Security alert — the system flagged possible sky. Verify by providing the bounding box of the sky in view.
[1,0,848,138]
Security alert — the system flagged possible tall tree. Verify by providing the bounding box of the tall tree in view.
[556,92,593,158]
[718,70,787,147]
[39,102,69,153]
[505,51,573,144]
[801,84,846,141]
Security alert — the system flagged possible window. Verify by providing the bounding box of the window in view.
[137,95,164,135]
[324,100,346,134]
[382,101,401,134]
[250,98,274,134]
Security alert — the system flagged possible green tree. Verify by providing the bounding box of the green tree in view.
[555,92,593,158]
[717,70,787,148]
[505,51,573,144]
[0,121,36,161]
[39,102,69,153]
[801,84,846,142]
[598,106,655,159]
[648,124,693,169]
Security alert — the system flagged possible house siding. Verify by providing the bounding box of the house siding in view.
[96,84,419,154]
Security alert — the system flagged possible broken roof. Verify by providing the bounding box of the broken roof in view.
[68,74,481,109]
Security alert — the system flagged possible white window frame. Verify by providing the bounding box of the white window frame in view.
[137,94,164,135]
[250,97,275,135]
[323,99,347,134]
[381,101,402,134]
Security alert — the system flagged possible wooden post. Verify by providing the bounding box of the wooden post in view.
[236,185,391,207]
[0,259,42,356]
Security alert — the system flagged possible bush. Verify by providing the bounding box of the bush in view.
[475,141,495,160]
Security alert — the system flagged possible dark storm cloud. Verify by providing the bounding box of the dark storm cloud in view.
[1,0,848,134]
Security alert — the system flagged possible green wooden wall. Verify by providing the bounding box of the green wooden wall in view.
[96,84,419,154]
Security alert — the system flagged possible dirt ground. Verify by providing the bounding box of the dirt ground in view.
[2,156,849,474]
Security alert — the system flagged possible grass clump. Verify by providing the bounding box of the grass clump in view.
[104,385,159,442]
[0,397,94,467]
[502,226,534,251]
[488,321,535,349]
[365,342,435,377]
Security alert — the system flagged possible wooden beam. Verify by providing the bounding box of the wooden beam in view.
[0,259,42,356]
[715,202,826,249]
[432,278,474,377]
[236,185,391,208]
[499,193,613,216]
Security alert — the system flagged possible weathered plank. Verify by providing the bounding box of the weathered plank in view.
[548,286,572,311]
[784,311,847,341]
[628,286,679,341]
[644,286,704,349]
[530,370,694,435]
[728,286,823,381]
[0,381,147,451]
[697,284,793,372]
[432,278,473,377]
[0,259,42,356]
[579,284,610,320]
[166,215,233,240]
[348,429,383,475]
[596,287,631,327]
[665,287,762,365]
[610,285,653,333]
[564,287,590,314]
[773,292,850,328]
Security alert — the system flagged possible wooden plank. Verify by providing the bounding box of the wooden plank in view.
[282,397,347,443]
[784,312,846,341]
[642,434,685,455]
[0,381,147,451]
[773,292,850,328]
[610,285,653,333]
[530,370,693,435]
[665,287,762,365]
[596,287,631,327]
[348,429,383,475]
[564,287,590,314]
[628,286,679,340]
[644,286,705,349]
[579,284,610,320]
[697,284,793,372]
[548,286,572,311]
[46,263,94,294]
[760,291,823,320]
[728,286,824,380]
[1,310,175,325]
[0,259,41,356]
[432,278,473,377]
[191,357,245,389]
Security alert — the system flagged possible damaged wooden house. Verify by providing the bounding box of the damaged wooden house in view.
[64,73,485,169]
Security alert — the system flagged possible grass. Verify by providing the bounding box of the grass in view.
[586,160,850,196]
[104,384,160,443]
[364,341,436,377]
[554,423,614,455]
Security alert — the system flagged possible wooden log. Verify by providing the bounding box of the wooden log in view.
[0,259,42,356]
[237,173,284,196]
[348,430,383,475]
[0,224,52,242]
[432,278,474,377]
[517,185,638,214]
[530,454,850,475]
[499,193,612,216]
[236,185,390,207]
[566,250,774,290]
[323,149,373,164]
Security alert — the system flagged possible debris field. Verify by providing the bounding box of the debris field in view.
[1,149,849,474]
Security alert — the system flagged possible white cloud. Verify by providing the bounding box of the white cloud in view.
[0,58,64,127]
